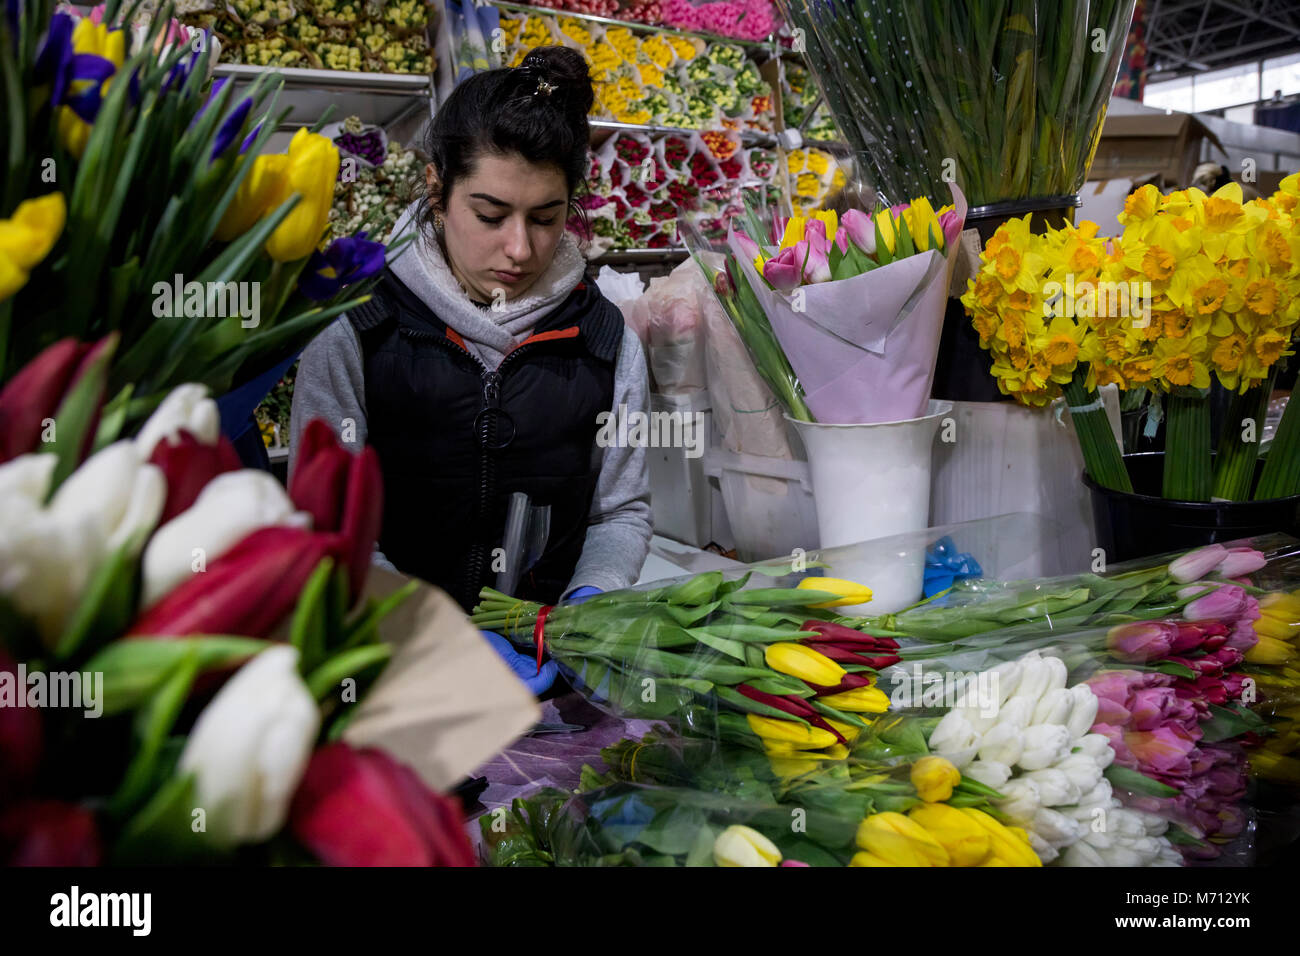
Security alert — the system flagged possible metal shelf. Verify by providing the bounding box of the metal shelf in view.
[591,247,690,264]
[213,64,432,131]
[590,118,775,149]
[490,1,773,50]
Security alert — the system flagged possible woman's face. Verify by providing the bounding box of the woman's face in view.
[428,152,569,304]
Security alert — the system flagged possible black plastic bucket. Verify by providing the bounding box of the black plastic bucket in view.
[1083,452,1300,562]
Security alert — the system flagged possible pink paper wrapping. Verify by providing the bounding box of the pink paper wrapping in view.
[729,184,968,425]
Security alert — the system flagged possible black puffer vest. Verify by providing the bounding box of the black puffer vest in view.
[347,269,623,611]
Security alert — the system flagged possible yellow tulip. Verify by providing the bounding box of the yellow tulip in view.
[796,576,873,608]
[778,215,806,250]
[1246,635,1294,666]
[824,717,865,744]
[214,153,292,242]
[856,812,950,866]
[765,642,845,686]
[905,196,940,252]
[746,713,837,749]
[817,685,891,713]
[265,129,339,261]
[874,209,897,254]
[958,808,1041,867]
[0,193,67,301]
[713,825,782,867]
[848,851,896,867]
[910,755,961,803]
[907,803,990,866]
[1253,615,1298,641]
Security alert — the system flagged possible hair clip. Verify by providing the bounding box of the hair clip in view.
[534,78,556,97]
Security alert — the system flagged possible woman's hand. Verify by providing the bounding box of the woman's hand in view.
[479,630,557,696]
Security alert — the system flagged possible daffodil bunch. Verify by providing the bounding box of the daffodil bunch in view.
[2,0,389,433]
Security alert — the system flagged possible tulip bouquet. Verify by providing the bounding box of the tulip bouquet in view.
[686,186,968,424]
[2,0,395,432]
[473,571,905,760]
[0,340,476,865]
[961,179,1300,500]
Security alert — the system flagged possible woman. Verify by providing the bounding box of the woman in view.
[289,47,653,676]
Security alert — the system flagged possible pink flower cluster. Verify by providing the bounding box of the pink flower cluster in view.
[1088,667,1250,856]
[1106,617,1256,706]
[660,0,778,41]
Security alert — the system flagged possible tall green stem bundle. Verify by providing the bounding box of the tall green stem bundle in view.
[1163,389,1212,502]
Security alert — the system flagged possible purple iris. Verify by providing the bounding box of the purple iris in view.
[239,120,263,155]
[298,233,387,301]
[34,12,118,122]
[210,96,253,160]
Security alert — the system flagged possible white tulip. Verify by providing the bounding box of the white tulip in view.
[1028,831,1058,864]
[1017,724,1072,770]
[976,723,1024,767]
[1054,753,1104,794]
[1032,687,1073,727]
[1061,841,1106,867]
[929,709,979,756]
[995,696,1033,732]
[141,470,310,607]
[1032,807,1086,848]
[1042,655,1068,694]
[1156,845,1184,866]
[1108,808,1148,840]
[134,383,221,458]
[1065,684,1100,739]
[1133,810,1169,836]
[1011,655,1052,707]
[0,452,55,502]
[986,658,1022,706]
[49,442,166,554]
[963,759,1012,790]
[996,779,1042,824]
[1024,768,1080,807]
[1094,844,1144,867]
[1077,779,1114,810]
[178,645,320,845]
[0,504,99,640]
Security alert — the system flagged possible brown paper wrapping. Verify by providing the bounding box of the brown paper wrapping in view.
[341,567,540,792]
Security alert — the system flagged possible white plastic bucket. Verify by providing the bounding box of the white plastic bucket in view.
[788,400,953,614]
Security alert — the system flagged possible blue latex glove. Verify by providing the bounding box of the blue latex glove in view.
[923,536,983,598]
[480,630,557,696]
[564,586,602,604]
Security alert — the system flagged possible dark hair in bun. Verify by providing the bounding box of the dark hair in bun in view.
[419,46,594,233]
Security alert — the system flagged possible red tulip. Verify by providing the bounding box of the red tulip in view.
[0,336,113,463]
[799,621,899,649]
[148,430,242,525]
[289,419,384,599]
[0,800,102,866]
[0,652,42,802]
[290,743,477,867]
[800,641,901,670]
[804,672,875,695]
[129,526,333,638]
[736,685,846,744]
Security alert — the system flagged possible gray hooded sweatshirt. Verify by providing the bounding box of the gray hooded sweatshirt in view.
[288,203,652,595]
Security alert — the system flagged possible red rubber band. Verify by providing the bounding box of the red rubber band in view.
[534,605,554,674]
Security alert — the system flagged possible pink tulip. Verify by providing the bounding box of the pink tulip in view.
[939,209,964,249]
[1107,620,1177,662]
[1091,723,1137,768]
[763,243,806,292]
[1168,544,1227,583]
[801,236,832,283]
[780,859,811,867]
[1126,724,1199,775]
[732,229,761,263]
[1225,620,1258,651]
[1184,584,1248,622]
[1215,547,1266,579]
[837,208,874,256]
[0,652,42,803]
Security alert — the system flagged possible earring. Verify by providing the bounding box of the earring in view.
[434,213,445,232]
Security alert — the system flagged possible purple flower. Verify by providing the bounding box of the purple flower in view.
[211,97,253,161]
[298,234,387,301]
[1184,584,1248,623]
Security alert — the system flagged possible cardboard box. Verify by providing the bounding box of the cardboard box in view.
[1088,112,1226,189]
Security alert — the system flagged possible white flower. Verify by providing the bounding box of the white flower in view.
[1065,684,1100,739]
[1074,733,1115,768]
[178,646,320,845]
[1011,654,1052,707]
[134,384,221,458]
[929,709,979,761]
[50,441,166,554]
[1076,779,1114,810]
[1061,841,1106,867]
[997,779,1042,824]
[994,696,1033,732]
[1023,768,1080,807]
[1017,724,1072,770]
[963,759,1012,790]
[141,470,309,608]
[1032,807,1086,848]
[1054,753,1104,794]
[976,723,1024,767]
[1028,831,1058,864]
[1031,687,1073,726]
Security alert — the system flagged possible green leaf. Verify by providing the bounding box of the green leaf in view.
[305,643,392,701]
[1201,702,1267,744]
[684,824,716,866]
[45,333,118,493]
[92,384,135,453]
[687,629,747,662]
[1104,765,1179,798]
[53,531,142,662]
[113,772,231,864]
[289,557,334,673]
[722,587,838,607]
[341,578,420,649]
[87,636,269,716]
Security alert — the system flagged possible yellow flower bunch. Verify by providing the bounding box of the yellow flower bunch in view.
[498,15,522,46]
[637,61,664,89]
[641,35,673,70]
[0,194,66,302]
[850,807,1041,867]
[557,16,590,45]
[605,26,638,62]
[588,43,621,80]
[1097,181,1300,393]
[668,35,699,61]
